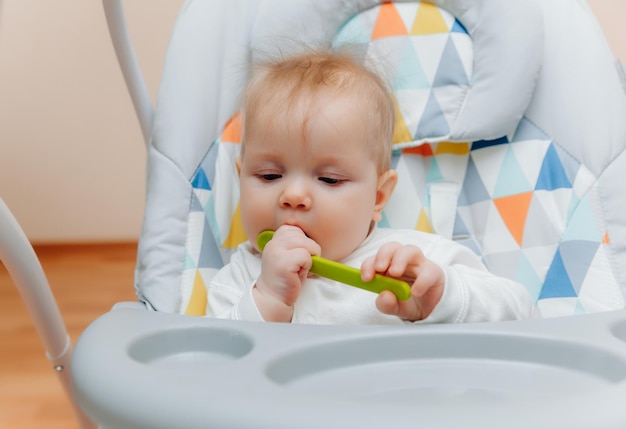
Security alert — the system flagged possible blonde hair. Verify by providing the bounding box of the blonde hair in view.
[241,51,395,173]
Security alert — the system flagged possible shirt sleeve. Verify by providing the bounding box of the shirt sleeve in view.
[205,245,266,321]
[417,236,533,323]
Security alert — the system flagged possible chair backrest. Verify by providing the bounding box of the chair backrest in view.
[133,0,626,318]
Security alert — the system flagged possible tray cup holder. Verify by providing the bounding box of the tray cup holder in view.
[266,332,626,404]
[128,327,253,368]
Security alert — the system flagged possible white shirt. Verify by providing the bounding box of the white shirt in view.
[207,228,532,324]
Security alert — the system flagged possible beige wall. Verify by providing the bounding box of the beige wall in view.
[0,0,183,243]
[0,0,624,243]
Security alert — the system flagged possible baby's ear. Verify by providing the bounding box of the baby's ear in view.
[372,170,398,222]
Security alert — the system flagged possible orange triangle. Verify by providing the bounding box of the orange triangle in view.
[493,192,533,247]
[602,232,610,244]
[372,2,409,40]
[403,144,433,157]
[221,112,242,143]
[411,2,449,35]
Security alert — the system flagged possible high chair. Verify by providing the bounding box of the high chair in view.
[2,0,626,427]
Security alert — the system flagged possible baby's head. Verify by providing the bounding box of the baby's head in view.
[241,50,395,173]
[237,50,398,261]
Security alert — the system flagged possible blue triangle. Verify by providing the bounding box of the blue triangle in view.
[184,249,197,270]
[333,13,372,48]
[574,300,587,315]
[451,18,468,34]
[562,196,602,242]
[535,144,572,191]
[493,146,532,197]
[538,250,577,299]
[553,144,581,186]
[433,36,470,87]
[471,136,508,150]
[426,158,444,183]
[394,40,430,89]
[458,156,490,205]
[516,252,542,303]
[414,92,449,139]
[191,167,210,190]
[378,210,391,228]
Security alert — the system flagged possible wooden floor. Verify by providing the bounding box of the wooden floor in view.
[0,243,139,429]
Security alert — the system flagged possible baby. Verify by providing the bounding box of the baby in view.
[207,50,532,324]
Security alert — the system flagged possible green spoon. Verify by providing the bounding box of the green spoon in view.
[257,230,411,301]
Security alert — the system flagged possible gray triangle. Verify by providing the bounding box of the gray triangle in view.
[198,138,221,185]
[459,200,492,250]
[191,192,204,212]
[197,215,224,269]
[522,195,561,248]
[512,117,549,142]
[433,36,470,87]
[459,156,490,206]
[414,91,449,140]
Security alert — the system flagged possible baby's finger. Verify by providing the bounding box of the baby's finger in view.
[386,245,425,278]
[371,241,403,273]
[375,290,401,315]
[360,255,376,282]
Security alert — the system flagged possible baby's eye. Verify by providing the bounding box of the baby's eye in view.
[260,174,282,181]
[318,177,341,185]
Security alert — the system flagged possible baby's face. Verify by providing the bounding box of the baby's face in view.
[238,92,386,261]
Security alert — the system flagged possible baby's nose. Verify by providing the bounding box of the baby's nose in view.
[279,182,312,209]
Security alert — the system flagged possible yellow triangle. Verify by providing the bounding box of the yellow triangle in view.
[392,94,412,145]
[223,202,248,249]
[416,208,433,233]
[411,3,449,35]
[185,270,208,316]
[435,142,470,155]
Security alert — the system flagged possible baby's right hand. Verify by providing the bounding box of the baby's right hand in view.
[254,225,321,322]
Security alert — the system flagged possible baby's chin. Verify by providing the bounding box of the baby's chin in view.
[318,243,355,263]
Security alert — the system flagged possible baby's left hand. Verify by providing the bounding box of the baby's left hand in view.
[360,242,445,321]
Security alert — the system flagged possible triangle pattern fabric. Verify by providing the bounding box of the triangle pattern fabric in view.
[394,39,430,89]
[559,240,601,293]
[333,12,373,46]
[372,2,409,40]
[334,2,474,146]
[493,146,533,198]
[433,36,470,87]
[539,250,577,299]
[459,155,490,205]
[191,167,210,191]
[450,18,468,34]
[415,91,449,139]
[197,215,224,269]
[411,2,449,35]
[184,271,208,316]
[493,192,533,247]
[535,144,572,191]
